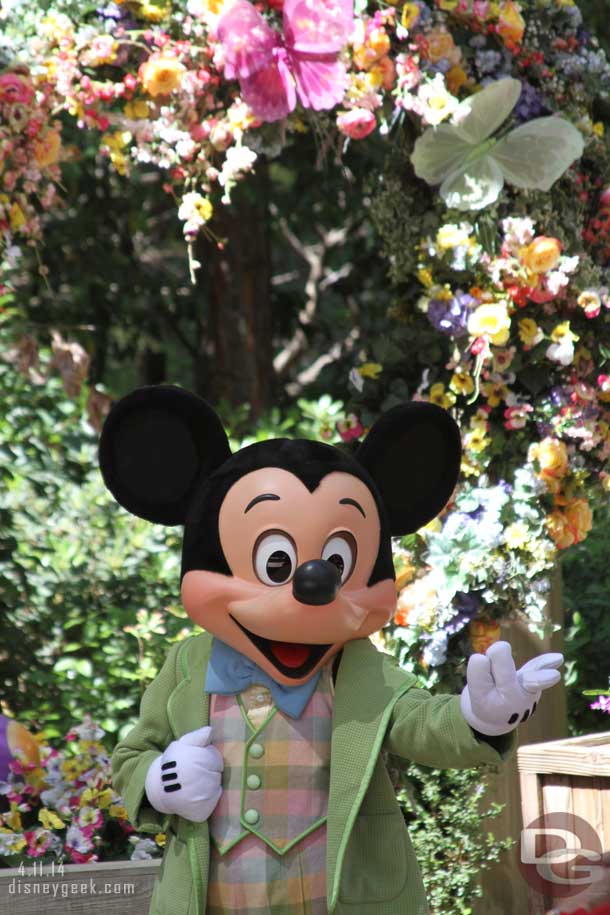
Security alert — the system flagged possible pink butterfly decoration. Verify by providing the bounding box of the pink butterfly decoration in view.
[216,0,355,122]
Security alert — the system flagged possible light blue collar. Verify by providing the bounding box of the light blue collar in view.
[204,638,321,719]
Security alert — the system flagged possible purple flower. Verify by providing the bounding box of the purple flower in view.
[427,291,475,337]
[590,696,610,714]
[513,82,549,123]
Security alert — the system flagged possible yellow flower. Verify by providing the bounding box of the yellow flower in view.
[417,267,434,288]
[358,362,383,380]
[481,380,508,407]
[551,321,578,344]
[9,203,26,231]
[401,2,421,29]
[465,426,490,453]
[101,131,132,151]
[109,804,129,820]
[39,809,65,830]
[62,758,84,780]
[436,223,471,249]
[504,521,529,549]
[139,53,186,97]
[518,317,543,348]
[429,382,456,410]
[497,0,526,45]
[521,236,562,274]
[124,99,150,119]
[449,370,474,396]
[32,129,62,168]
[5,805,22,831]
[97,789,114,809]
[139,2,170,21]
[467,302,511,346]
[0,828,26,853]
[155,832,167,847]
[470,409,489,431]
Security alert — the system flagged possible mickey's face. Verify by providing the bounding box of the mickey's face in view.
[99,385,462,686]
[181,468,396,685]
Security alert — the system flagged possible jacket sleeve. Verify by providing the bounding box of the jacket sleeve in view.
[383,686,517,769]
[111,639,183,833]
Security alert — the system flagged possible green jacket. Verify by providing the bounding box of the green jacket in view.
[112,632,516,915]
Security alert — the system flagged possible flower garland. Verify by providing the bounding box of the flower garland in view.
[2,0,610,683]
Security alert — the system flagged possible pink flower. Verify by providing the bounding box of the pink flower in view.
[337,414,364,442]
[0,73,35,106]
[336,108,376,140]
[504,404,533,430]
[24,828,53,857]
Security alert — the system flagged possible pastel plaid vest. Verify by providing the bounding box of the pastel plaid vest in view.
[208,664,333,855]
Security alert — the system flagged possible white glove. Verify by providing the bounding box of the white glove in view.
[460,640,564,737]
[144,725,224,822]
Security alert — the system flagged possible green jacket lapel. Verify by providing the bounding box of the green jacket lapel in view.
[326,639,417,912]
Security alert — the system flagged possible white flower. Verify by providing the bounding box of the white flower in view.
[218,145,257,187]
[546,337,575,366]
[422,630,449,667]
[66,824,92,853]
[501,217,536,247]
[418,74,459,126]
[130,837,158,860]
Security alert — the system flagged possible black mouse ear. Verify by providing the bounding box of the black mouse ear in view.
[355,402,461,536]
[99,385,231,525]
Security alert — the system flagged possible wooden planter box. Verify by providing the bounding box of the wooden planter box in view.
[518,730,610,915]
[0,858,159,915]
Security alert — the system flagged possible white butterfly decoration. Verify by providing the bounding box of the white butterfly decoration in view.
[411,78,585,211]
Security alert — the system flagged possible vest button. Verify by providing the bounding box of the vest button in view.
[246,774,261,790]
[244,808,260,826]
[249,742,264,758]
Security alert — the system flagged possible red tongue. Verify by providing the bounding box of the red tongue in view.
[270,642,311,668]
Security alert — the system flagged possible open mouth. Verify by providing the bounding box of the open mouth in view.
[230,615,331,679]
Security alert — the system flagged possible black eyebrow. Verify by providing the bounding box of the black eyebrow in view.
[244,493,281,514]
[339,498,366,518]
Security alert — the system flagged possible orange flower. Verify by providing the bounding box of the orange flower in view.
[564,498,593,543]
[32,129,62,167]
[446,65,468,95]
[521,236,562,274]
[423,28,461,66]
[469,617,501,654]
[139,52,185,97]
[529,438,569,493]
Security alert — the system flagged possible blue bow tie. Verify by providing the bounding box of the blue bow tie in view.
[204,638,321,719]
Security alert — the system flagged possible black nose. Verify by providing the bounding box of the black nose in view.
[292,560,342,606]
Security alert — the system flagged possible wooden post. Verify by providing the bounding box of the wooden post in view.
[0,859,160,915]
[473,564,568,915]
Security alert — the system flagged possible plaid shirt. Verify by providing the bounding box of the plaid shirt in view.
[206,663,334,914]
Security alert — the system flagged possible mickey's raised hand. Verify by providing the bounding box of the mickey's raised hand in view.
[460,641,564,737]
[144,726,223,822]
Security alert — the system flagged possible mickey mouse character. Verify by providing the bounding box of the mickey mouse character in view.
[99,385,563,915]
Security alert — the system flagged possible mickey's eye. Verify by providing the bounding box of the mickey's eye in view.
[321,532,357,584]
[253,531,297,586]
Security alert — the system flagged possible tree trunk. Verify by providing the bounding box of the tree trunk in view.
[200,159,274,417]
